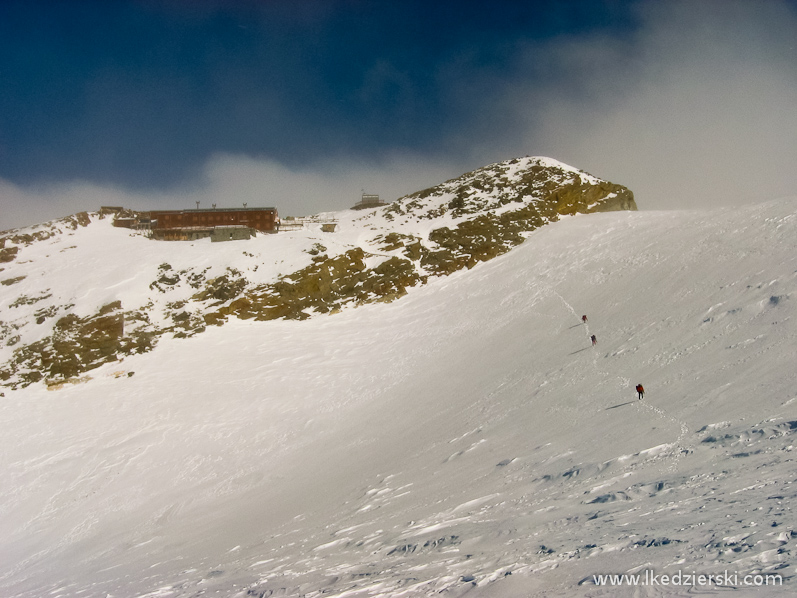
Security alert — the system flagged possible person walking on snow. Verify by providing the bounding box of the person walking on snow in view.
[636,384,644,400]
[582,315,588,323]
[591,334,597,346]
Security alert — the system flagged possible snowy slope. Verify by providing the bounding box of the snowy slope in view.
[0,156,635,389]
[1,198,796,597]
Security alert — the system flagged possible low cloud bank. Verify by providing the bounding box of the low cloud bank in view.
[0,155,458,231]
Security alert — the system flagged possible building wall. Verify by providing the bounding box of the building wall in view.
[148,208,279,233]
[151,228,213,241]
[211,228,252,242]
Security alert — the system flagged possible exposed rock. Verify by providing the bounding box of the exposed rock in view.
[192,268,246,304]
[1,276,26,286]
[205,248,426,323]
[550,180,636,214]
[0,302,157,388]
[389,157,636,223]
[0,247,19,263]
[150,263,181,292]
[9,293,53,308]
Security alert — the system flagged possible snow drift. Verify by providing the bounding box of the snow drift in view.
[1,193,796,597]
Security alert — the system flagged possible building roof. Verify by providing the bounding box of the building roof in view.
[148,207,276,214]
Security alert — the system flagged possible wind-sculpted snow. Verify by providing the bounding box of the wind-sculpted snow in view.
[0,157,633,388]
[2,188,796,595]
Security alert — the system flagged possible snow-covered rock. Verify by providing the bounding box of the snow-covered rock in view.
[0,157,633,388]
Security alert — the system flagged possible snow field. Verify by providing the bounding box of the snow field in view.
[0,199,796,597]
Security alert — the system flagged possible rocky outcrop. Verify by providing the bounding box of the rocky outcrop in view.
[0,246,19,263]
[373,157,635,276]
[0,301,155,388]
[384,157,636,222]
[550,180,636,214]
[207,248,425,323]
[1,212,95,264]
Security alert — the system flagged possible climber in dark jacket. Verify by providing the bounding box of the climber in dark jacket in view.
[636,384,644,400]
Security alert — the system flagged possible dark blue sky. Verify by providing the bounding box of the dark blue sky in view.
[0,0,635,188]
[2,0,797,228]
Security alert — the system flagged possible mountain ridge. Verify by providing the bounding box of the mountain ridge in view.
[0,156,635,388]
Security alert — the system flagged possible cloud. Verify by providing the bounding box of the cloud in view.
[504,0,797,209]
[0,154,458,231]
[0,179,160,232]
[176,153,459,217]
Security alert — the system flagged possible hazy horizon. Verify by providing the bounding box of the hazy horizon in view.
[2,0,797,230]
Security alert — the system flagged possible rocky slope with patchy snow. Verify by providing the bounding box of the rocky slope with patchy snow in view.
[0,157,634,389]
